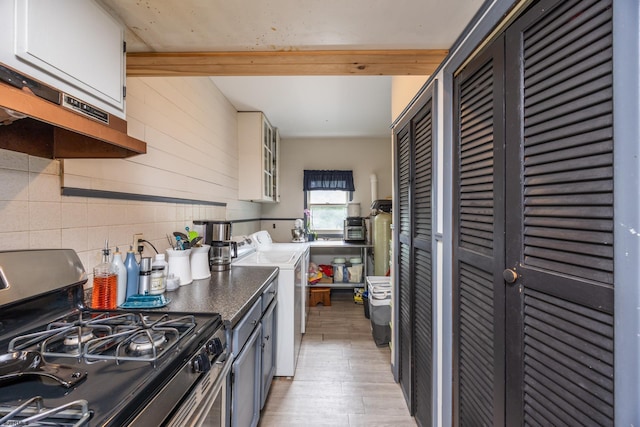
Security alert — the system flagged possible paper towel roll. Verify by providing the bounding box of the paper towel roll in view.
[347,202,360,217]
[370,174,378,203]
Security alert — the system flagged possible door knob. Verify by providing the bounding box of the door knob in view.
[503,268,518,284]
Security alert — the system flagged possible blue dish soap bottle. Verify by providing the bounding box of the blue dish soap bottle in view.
[124,245,140,300]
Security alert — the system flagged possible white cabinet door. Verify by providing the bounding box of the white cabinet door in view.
[1,0,126,117]
[238,112,279,203]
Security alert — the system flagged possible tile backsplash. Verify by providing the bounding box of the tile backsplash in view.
[0,148,226,276]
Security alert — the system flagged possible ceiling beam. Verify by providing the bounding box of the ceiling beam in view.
[126,49,448,77]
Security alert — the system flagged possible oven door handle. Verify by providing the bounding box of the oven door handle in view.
[165,352,235,427]
[192,353,234,427]
[210,353,234,396]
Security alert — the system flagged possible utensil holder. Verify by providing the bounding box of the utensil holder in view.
[190,244,211,280]
[166,248,192,286]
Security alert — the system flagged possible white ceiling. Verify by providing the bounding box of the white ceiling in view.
[210,75,392,138]
[99,0,485,139]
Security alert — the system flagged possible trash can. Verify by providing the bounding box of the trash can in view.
[369,282,391,347]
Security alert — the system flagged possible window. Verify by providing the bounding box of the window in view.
[303,170,354,236]
[307,190,348,233]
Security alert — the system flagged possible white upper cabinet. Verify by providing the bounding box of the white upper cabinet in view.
[0,0,126,118]
[238,112,280,203]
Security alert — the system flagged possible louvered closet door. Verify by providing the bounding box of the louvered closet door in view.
[412,101,434,427]
[396,124,413,409]
[504,0,614,425]
[453,35,506,427]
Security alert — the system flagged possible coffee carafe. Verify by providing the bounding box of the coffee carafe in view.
[193,220,237,271]
[209,241,238,271]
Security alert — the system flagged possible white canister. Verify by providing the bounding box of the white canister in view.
[190,244,211,280]
[166,248,192,286]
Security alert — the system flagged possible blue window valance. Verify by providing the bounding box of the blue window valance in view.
[303,170,355,191]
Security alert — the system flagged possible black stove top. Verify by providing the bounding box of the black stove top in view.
[0,309,221,426]
[0,249,224,426]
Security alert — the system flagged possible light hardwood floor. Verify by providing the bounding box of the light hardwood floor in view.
[259,290,416,427]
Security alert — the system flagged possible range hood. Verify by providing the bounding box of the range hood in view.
[0,64,146,159]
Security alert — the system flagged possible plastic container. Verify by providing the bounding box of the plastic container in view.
[150,254,168,295]
[369,282,392,347]
[111,247,127,306]
[331,257,348,283]
[348,257,363,283]
[124,246,140,299]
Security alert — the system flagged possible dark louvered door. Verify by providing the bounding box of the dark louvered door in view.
[454,0,615,425]
[394,86,435,425]
[504,0,614,425]
[453,34,506,426]
[413,98,434,427]
[396,124,413,409]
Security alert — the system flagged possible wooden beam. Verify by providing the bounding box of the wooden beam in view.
[126,49,448,77]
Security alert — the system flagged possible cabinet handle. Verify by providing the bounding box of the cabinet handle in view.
[252,319,258,325]
[503,268,518,284]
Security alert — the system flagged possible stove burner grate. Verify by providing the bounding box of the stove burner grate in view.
[7,311,197,366]
[0,396,90,427]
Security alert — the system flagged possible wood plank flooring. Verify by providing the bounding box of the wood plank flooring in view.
[259,290,416,427]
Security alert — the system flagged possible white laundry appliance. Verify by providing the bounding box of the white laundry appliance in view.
[248,231,310,334]
[232,232,308,377]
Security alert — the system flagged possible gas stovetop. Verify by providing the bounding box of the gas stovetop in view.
[7,310,198,366]
[0,249,224,426]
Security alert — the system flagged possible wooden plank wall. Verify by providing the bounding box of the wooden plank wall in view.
[62,76,260,220]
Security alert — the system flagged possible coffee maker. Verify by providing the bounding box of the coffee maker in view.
[192,220,237,271]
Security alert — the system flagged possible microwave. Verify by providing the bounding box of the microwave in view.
[344,217,366,242]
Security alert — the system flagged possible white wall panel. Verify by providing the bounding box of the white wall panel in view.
[64,76,241,205]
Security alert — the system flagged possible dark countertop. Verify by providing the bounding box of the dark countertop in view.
[149,265,278,328]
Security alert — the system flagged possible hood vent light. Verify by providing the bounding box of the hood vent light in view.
[0,64,145,159]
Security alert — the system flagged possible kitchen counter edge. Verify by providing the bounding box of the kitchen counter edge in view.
[155,265,278,328]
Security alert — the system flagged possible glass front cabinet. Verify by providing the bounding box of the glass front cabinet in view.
[238,111,280,203]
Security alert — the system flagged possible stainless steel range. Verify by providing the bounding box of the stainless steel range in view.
[0,249,231,426]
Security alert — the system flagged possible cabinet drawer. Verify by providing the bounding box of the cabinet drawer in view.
[261,280,277,312]
[232,298,262,354]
